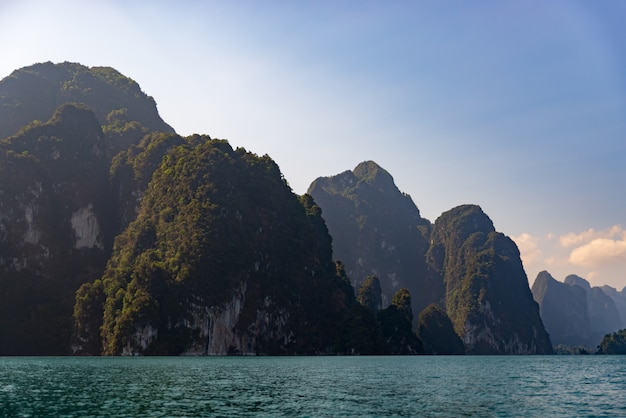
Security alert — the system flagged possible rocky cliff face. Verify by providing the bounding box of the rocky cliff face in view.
[0,103,114,354]
[309,163,552,354]
[600,285,626,328]
[1,62,558,356]
[531,271,592,346]
[73,138,350,355]
[533,272,622,347]
[564,275,622,339]
[308,161,436,319]
[428,205,552,354]
[0,61,184,355]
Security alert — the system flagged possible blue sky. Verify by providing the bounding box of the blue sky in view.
[1,1,625,288]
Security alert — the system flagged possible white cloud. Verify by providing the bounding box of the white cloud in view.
[511,233,541,266]
[569,238,626,267]
[559,225,624,248]
[544,256,568,267]
[513,230,626,288]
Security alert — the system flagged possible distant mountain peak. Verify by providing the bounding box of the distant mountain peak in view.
[564,274,591,291]
[535,270,557,283]
[0,61,174,145]
[353,160,391,181]
[432,204,495,243]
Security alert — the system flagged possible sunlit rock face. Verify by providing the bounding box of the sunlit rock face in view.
[117,281,297,356]
[71,205,103,250]
[429,205,553,354]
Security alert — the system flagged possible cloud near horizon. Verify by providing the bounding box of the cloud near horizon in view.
[559,225,625,248]
[511,233,542,266]
[512,225,626,288]
[569,238,626,267]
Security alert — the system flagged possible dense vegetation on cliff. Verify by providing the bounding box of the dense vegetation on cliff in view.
[74,137,354,355]
[0,62,571,355]
[0,62,179,355]
[310,163,553,354]
[597,329,626,354]
[417,304,465,355]
[427,205,552,354]
[0,103,114,354]
[0,62,173,156]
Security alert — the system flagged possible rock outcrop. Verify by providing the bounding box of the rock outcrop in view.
[428,205,552,354]
[600,285,626,328]
[0,103,114,354]
[308,161,435,319]
[531,271,592,346]
[533,272,622,347]
[417,303,465,355]
[73,138,351,355]
[0,61,174,155]
[565,275,622,339]
[310,162,553,354]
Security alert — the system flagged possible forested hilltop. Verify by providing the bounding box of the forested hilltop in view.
[1,62,553,355]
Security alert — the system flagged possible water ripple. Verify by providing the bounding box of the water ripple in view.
[1,356,625,417]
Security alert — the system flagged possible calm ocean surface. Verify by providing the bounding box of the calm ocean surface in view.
[1,356,625,417]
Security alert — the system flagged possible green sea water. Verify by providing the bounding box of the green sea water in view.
[1,356,625,417]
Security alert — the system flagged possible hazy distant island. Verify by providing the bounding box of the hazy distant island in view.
[0,62,623,355]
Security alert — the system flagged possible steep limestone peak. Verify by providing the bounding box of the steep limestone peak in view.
[531,271,558,303]
[535,270,557,283]
[534,270,558,286]
[307,161,431,321]
[307,169,357,196]
[431,204,495,249]
[353,160,395,188]
[564,274,592,291]
[308,161,399,197]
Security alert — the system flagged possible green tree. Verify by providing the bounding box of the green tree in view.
[392,287,413,323]
[597,329,626,354]
[378,288,423,354]
[357,276,382,314]
[417,304,465,355]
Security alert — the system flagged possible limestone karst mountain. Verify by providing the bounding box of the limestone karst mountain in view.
[307,161,435,319]
[0,103,114,354]
[310,163,552,354]
[564,275,622,338]
[1,62,422,356]
[531,271,592,346]
[600,285,626,328]
[0,61,174,156]
[73,138,354,355]
[533,272,623,347]
[0,62,178,354]
[1,62,557,355]
[428,205,552,354]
